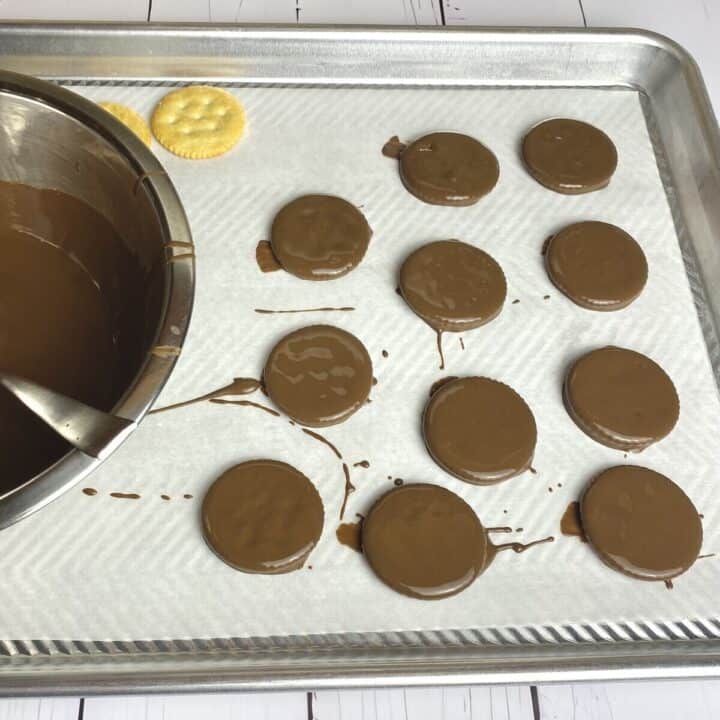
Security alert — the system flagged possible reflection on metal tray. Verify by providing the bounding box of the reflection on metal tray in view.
[0,23,720,695]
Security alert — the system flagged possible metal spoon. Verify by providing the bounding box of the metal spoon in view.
[0,372,137,459]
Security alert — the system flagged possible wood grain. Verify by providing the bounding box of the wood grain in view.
[311,687,534,719]
[83,692,307,719]
[149,0,439,24]
[0,698,80,720]
[0,0,149,20]
[538,681,720,720]
[443,0,583,26]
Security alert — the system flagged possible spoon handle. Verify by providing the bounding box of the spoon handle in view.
[0,372,136,459]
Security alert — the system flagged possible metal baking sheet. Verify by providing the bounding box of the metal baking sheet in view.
[1,23,720,693]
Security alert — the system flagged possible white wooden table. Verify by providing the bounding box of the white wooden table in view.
[1,0,719,717]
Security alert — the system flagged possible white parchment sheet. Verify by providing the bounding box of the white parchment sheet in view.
[2,86,719,641]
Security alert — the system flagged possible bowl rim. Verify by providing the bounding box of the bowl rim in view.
[0,70,195,529]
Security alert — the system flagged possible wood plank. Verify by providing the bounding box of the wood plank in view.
[150,0,438,24]
[539,680,720,720]
[402,688,446,719]
[0,0,149,20]
[312,687,534,719]
[312,690,389,720]
[469,686,535,720]
[443,0,583,27]
[84,692,307,719]
[0,698,80,720]
[150,0,297,23]
[300,0,440,26]
[313,688,438,720]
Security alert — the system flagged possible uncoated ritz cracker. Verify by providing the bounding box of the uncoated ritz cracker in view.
[98,102,152,147]
[151,86,246,159]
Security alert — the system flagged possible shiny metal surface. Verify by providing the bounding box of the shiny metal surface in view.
[0,69,194,529]
[0,23,718,693]
[0,373,137,459]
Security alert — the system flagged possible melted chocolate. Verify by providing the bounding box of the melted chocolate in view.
[202,459,324,574]
[209,398,280,417]
[255,240,281,273]
[581,465,702,581]
[82,488,98,496]
[363,484,553,599]
[301,428,342,459]
[263,325,373,427]
[0,181,147,494]
[429,376,458,397]
[297,427,353,519]
[436,331,445,370]
[270,195,371,280]
[353,460,370,468]
[339,462,355,520]
[161,494,171,501]
[161,367,356,519]
[362,484,487,599]
[254,306,355,314]
[546,222,648,311]
[110,492,140,500]
[423,377,537,484]
[522,118,617,194]
[400,240,506,332]
[381,135,406,159]
[151,377,260,414]
[564,346,679,451]
[395,132,499,206]
[399,240,506,367]
[485,528,554,563]
[336,519,363,552]
[560,501,587,541]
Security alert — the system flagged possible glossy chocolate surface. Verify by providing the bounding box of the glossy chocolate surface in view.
[398,132,499,206]
[582,465,702,581]
[270,195,371,280]
[423,377,537,484]
[546,221,647,311]
[264,325,373,427]
[523,119,617,194]
[202,459,324,574]
[399,240,506,332]
[362,483,486,599]
[564,346,679,451]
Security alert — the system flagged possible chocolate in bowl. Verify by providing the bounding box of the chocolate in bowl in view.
[0,71,193,528]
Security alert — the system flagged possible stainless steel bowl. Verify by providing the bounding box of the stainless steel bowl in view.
[0,71,194,528]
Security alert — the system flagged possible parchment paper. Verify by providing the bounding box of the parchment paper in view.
[1,85,718,641]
